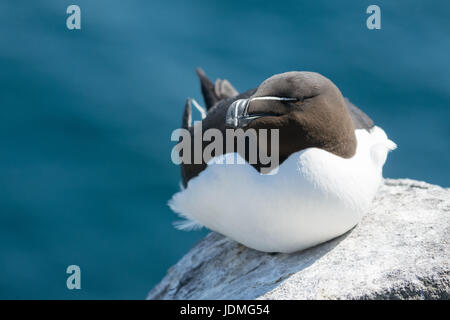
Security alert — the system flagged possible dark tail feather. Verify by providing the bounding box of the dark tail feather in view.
[215,78,238,101]
[196,67,239,110]
[182,98,192,129]
[180,99,192,188]
[196,68,218,110]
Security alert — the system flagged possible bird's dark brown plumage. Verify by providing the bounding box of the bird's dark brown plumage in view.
[180,70,374,187]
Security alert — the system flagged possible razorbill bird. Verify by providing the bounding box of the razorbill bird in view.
[169,69,396,253]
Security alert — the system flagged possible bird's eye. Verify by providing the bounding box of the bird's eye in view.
[303,94,318,100]
[293,94,316,105]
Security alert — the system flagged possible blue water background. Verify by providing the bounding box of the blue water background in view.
[0,1,448,298]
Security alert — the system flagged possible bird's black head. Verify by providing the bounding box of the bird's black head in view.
[236,71,357,161]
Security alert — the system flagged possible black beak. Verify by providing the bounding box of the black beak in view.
[225,99,263,128]
[225,97,296,128]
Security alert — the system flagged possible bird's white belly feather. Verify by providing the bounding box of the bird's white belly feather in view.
[169,126,396,253]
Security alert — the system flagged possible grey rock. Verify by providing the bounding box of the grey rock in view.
[147,179,450,300]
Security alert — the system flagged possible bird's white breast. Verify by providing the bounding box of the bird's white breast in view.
[169,126,396,253]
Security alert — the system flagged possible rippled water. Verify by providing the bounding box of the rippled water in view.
[0,0,448,298]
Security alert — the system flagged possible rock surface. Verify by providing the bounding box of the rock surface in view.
[147,179,449,300]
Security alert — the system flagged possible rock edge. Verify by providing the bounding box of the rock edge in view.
[148,179,449,300]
